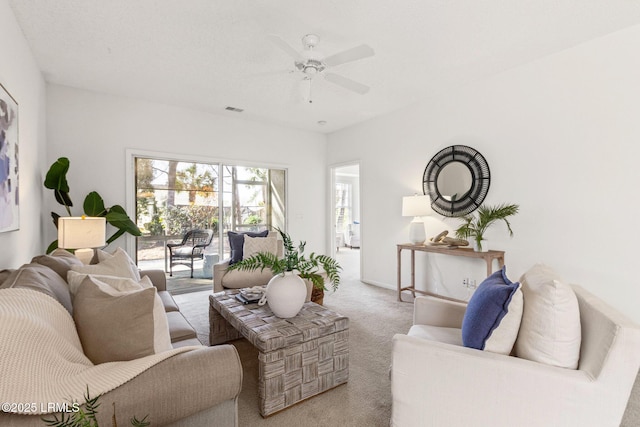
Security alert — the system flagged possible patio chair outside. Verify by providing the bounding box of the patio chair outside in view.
[167,229,214,278]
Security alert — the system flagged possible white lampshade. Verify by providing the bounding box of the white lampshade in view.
[402,195,432,244]
[58,216,106,264]
[402,195,432,217]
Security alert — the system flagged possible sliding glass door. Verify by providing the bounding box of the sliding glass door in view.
[134,156,286,277]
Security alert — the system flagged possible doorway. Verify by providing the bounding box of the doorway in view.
[332,163,361,281]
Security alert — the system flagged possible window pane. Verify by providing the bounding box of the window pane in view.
[134,157,286,286]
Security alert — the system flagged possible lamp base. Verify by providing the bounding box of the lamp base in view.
[74,248,94,265]
[409,221,426,245]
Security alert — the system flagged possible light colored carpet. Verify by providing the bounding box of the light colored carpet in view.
[173,248,640,426]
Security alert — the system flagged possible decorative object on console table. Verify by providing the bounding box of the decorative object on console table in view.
[454,203,519,252]
[0,82,19,233]
[228,228,341,318]
[57,216,106,264]
[428,230,469,248]
[402,194,432,244]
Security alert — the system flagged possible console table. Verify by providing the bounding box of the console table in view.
[396,243,505,302]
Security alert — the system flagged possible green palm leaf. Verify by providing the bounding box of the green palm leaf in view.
[228,228,342,292]
[454,203,519,249]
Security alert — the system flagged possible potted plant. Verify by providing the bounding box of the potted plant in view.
[44,157,141,253]
[228,228,341,318]
[454,203,519,252]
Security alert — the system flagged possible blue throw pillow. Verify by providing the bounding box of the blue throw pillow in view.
[461,266,523,354]
[228,230,269,265]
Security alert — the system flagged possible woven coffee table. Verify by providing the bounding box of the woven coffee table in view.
[209,290,349,416]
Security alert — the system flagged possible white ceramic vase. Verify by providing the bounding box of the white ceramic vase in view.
[265,271,307,318]
[472,239,489,252]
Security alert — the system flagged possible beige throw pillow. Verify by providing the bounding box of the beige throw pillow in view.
[67,271,151,295]
[243,235,278,258]
[73,275,172,364]
[71,247,140,281]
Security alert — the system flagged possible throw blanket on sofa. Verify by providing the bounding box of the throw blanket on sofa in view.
[0,288,199,415]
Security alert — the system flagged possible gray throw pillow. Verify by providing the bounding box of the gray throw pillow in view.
[73,275,157,364]
[1,263,73,314]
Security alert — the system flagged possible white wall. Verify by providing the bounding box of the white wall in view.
[45,85,328,254]
[0,0,47,267]
[327,24,640,323]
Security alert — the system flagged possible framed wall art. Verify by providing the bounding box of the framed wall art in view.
[0,83,19,232]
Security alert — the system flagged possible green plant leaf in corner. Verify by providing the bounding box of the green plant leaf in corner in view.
[44,157,73,212]
[106,205,142,237]
[83,191,107,217]
[46,240,58,254]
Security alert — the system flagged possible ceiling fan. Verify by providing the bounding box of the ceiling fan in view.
[267,33,375,102]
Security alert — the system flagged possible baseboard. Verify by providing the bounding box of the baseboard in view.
[360,278,395,291]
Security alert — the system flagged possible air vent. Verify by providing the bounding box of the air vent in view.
[225,106,244,113]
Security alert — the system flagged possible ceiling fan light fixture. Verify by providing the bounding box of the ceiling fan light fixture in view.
[268,33,374,96]
[302,34,320,49]
[300,59,325,75]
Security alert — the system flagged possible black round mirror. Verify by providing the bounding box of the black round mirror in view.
[423,145,490,217]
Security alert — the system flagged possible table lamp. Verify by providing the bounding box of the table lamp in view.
[57,216,106,264]
[402,195,432,244]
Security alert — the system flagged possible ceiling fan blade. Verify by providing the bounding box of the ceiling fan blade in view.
[324,73,370,95]
[267,35,304,62]
[324,44,375,67]
[245,68,294,78]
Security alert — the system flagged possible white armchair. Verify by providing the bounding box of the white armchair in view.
[345,222,360,248]
[391,286,640,427]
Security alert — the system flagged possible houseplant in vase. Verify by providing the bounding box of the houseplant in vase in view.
[44,157,141,253]
[228,228,342,318]
[454,203,519,252]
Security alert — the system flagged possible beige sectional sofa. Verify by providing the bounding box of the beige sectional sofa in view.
[0,250,242,427]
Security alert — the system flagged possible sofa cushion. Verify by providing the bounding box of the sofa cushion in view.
[461,267,523,354]
[0,263,73,314]
[166,311,198,342]
[228,230,269,265]
[408,325,463,346]
[221,268,275,289]
[158,290,180,312]
[73,275,172,364]
[71,247,140,281]
[515,264,581,369]
[31,248,83,279]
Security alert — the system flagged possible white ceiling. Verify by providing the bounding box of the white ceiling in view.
[8,1,640,134]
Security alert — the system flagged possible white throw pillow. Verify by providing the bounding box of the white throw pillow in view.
[71,247,141,281]
[68,272,172,357]
[514,264,581,369]
[67,271,150,295]
[243,235,278,258]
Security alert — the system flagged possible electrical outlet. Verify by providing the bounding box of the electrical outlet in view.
[462,278,477,289]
